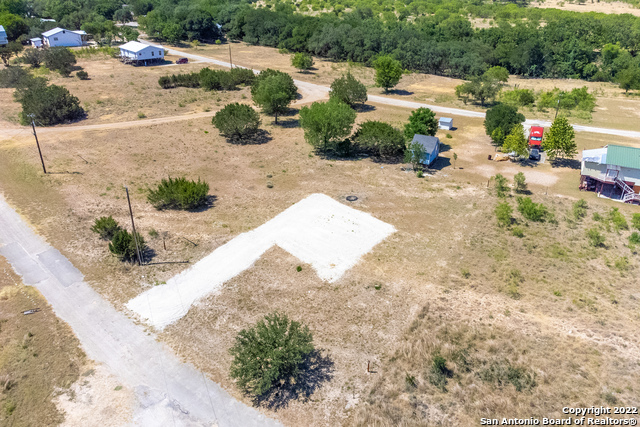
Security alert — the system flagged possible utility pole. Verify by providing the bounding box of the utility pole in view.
[228,43,233,68]
[125,186,144,266]
[29,115,46,174]
[554,93,563,120]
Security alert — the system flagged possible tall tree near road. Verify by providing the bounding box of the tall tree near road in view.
[300,98,356,153]
[252,73,297,124]
[329,72,368,108]
[543,116,577,160]
[502,124,529,158]
[374,55,402,93]
[484,104,525,147]
[403,107,438,141]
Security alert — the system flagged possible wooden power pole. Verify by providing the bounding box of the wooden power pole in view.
[125,186,144,266]
[228,43,233,68]
[29,115,46,174]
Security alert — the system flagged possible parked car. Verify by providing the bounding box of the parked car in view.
[529,148,541,161]
[528,126,544,149]
[176,57,188,64]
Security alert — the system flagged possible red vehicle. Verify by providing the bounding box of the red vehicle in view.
[528,126,544,149]
[176,57,189,64]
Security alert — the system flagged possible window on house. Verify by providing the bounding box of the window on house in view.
[54,37,58,41]
[159,51,162,55]
[151,51,154,56]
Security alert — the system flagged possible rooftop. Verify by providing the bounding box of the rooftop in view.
[411,134,440,152]
[119,41,154,52]
[582,145,640,170]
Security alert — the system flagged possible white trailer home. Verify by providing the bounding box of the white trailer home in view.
[119,41,165,65]
[42,27,87,47]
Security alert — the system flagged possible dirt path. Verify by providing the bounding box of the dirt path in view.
[0,193,281,427]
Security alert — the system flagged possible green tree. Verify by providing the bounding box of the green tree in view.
[329,71,367,108]
[404,140,427,170]
[0,41,23,66]
[353,121,404,157]
[252,71,297,124]
[15,83,85,126]
[229,312,314,397]
[147,177,210,210]
[542,116,576,160]
[374,55,402,92]
[403,107,437,141]
[484,104,525,146]
[299,98,356,153]
[162,23,185,44]
[113,8,133,24]
[495,201,513,228]
[513,172,527,193]
[455,66,509,107]
[517,197,549,222]
[21,48,45,68]
[494,174,510,198]
[109,229,145,262]
[212,103,261,140]
[616,67,640,94]
[43,47,77,76]
[502,124,528,158]
[291,52,314,71]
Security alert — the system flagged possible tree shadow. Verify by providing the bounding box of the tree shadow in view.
[277,118,299,128]
[550,158,580,169]
[252,349,334,411]
[225,129,272,145]
[187,195,218,213]
[387,89,414,96]
[370,154,405,165]
[354,103,376,113]
[518,158,541,168]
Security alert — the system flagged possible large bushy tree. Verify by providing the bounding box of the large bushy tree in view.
[374,55,402,92]
[147,177,210,210]
[291,52,314,72]
[353,121,404,157]
[0,41,23,66]
[484,104,525,146]
[543,116,576,160]
[43,47,77,77]
[329,72,367,108]
[251,69,297,124]
[15,82,85,126]
[502,124,528,157]
[299,98,356,154]
[455,66,509,107]
[212,103,261,140]
[403,107,438,141]
[229,312,314,397]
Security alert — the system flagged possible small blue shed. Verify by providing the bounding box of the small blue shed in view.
[411,134,441,166]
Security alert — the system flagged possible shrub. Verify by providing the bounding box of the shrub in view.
[0,66,39,88]
[352,121,404,157]
[91,216,121,240]
[500,88,535,107]
[494,174,510,198]
[212,103,261,140]
[479,360,537,392]
[572,199,588,220]
[609,208,628,231]
[329,72,368,108]
[22,48,45,68]
[428,355,452,391]
[229,312,314,396]
[229,67,255,86]
[147,177,209,210]
[200,68,236,90]
[587,228,605,247]
[15,82,85,126]
[513,172,527,193]
[137,111,146,119]
[517,197,548,222]
[629,232,640,245]
[495,201,513,228]
[76,70,89,80]
[43,47,77,76]
[108,229,145,262]
[511,226,524,238]
[158,75,174,89]
[291,52,314,71]
[632,213,640,231]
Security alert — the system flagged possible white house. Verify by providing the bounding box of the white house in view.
[42,27,87,47]
[0,25,8,45]
[119,41,164,65]
[580,144,640,204]
[438,117,453,130]
[30,37,43,48]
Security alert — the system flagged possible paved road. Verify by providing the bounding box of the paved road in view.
[0,194,281,427]
[148,41,640,140]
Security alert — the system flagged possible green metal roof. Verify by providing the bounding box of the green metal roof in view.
[607,145,640,170]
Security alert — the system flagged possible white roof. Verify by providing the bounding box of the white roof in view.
[30,37,42,41]
[582,147,608,164]
[42,27,85,37]
[72,30,87,35]
[0,25,5,33]
[119,41,155,52]
[439,117,453,123]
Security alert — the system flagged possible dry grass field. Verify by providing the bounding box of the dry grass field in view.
[1,52,640,425]
[0,257,85,426]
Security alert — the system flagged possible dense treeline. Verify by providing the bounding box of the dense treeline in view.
[4,0,640,85]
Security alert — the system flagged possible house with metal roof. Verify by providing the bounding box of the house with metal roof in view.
[410,134,441,167]
[0,25,8,45]
[42,27,87,47]
[119,41,164,65]
[580,144,640,204]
